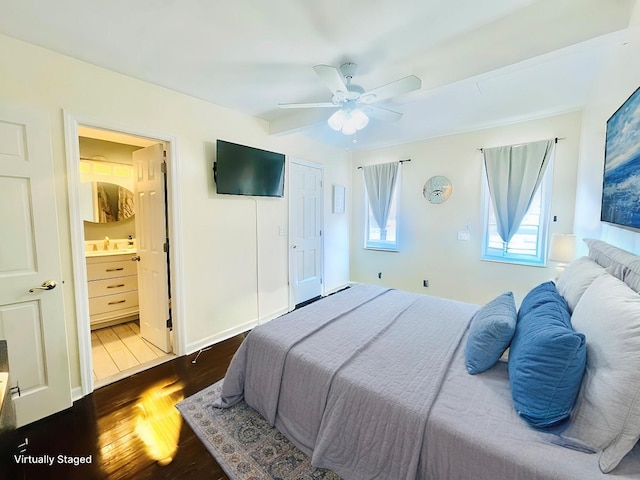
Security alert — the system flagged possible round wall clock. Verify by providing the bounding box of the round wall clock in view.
[423,176,452,204]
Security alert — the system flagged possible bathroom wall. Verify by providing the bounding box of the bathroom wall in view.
[83,218,136,242]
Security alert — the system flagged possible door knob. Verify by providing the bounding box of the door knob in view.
[131,255,141,262]
[292,245,297,249]
[29,280,57,293]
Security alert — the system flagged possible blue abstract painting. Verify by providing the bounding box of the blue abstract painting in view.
[602,86,640,229]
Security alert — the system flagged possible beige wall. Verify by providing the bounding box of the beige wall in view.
[574,1,640,254]
[351,111,583,306]
[0,33,352,392]
[4,1,637,396]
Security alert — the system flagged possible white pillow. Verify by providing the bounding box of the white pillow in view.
[555,256,606,312]
[561,273,640,473]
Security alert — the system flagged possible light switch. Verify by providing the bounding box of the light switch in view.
[457,231,470,241]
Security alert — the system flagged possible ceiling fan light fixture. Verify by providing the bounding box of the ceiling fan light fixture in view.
[280,63,421,137]
[351,108,369,130]
[328,109,346,131]
[341,122,358,135]
[328,107,369,135]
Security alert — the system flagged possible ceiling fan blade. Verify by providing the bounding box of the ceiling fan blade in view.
[278,102,338,109]
[313,64,348,95]
[361,105,403,122]
[360,75,422,103]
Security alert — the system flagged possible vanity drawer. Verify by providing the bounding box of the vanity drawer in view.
[87,275,138,298]
[89,291,139,315]
[87,259,138,280]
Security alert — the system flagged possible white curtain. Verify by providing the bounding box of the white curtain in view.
[362,162,399,241]
[483,139,554,245]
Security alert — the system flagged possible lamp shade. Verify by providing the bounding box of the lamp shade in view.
[549,234,576,263]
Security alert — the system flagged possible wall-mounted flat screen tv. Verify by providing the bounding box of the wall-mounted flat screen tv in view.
[214,140,285,197]
[601,85,640,230]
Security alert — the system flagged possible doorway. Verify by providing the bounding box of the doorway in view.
[64,114,183,395]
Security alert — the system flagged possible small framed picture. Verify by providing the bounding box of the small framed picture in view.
[333,185,345,214]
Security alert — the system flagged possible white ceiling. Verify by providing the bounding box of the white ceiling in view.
[0,0,635,150]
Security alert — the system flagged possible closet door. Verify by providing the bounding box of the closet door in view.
[290,160,323,306]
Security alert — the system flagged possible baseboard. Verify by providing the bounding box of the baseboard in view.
[71,386,84,402]
[259,306,289,325]
[324,282,353,296]
[184,292,354,356]
[185,319,258,355]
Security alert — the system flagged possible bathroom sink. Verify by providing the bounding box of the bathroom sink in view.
[85,248,138,258]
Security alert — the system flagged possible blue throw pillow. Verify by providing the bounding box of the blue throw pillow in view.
[509,283,586,429]
[465,292,517,375]
[517,281,565,319]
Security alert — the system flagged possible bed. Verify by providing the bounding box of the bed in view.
[214,239,640,480]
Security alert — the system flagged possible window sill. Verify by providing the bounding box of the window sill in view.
[481,256,547,268]
[364,246,399,252]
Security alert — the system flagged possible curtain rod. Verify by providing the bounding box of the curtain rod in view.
[357,159,411,170]
[477,137,565,153]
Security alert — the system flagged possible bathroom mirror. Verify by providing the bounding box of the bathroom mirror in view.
[80,181,135,223]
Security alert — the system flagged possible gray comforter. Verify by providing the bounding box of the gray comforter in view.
[215,284,478,480]
[423,341,640,480]
[214,284,640,479]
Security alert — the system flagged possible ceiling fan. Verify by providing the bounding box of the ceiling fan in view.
[278,63,422,135]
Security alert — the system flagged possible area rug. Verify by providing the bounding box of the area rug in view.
[176,380,341,480]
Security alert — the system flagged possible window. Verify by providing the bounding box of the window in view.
[481,158,553,266]
[364,169,400,251]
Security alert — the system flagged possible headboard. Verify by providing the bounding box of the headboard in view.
[583,238,640,294]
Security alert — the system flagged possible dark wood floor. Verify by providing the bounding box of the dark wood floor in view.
[0,334,246,480]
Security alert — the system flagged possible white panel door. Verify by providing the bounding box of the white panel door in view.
[0,102,72,426]
[133,143,171,352]
[290,161,323,305]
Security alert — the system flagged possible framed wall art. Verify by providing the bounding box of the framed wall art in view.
[601,85,640,229]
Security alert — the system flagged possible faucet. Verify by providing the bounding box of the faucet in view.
[103,236,110,250]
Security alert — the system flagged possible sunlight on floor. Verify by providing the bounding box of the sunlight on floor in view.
[135,379,184,466]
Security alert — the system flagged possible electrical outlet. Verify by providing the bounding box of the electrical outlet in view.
[457,231,470,241]
[423,280,429,287]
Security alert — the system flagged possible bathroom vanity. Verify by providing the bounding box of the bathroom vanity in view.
[86,251,139,330]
